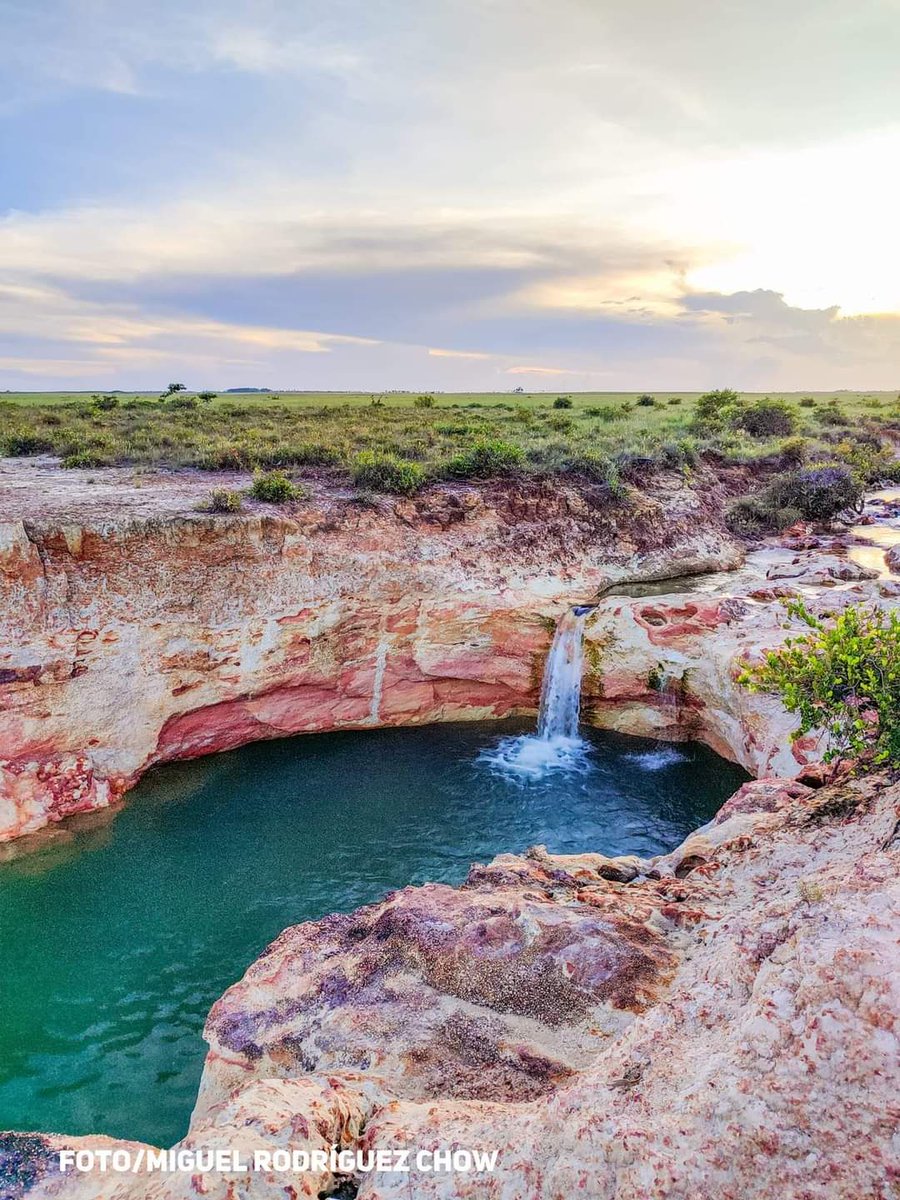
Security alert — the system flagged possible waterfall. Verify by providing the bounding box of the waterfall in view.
[478,605,593,777]
[537,607,590,740]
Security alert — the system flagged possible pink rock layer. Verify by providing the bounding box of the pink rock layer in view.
[2,466,751,842]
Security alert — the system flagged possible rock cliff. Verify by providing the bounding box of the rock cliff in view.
[1,460,748,841]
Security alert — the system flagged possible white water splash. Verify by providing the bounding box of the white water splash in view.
[480,607,592,778]
[622,747,687,771]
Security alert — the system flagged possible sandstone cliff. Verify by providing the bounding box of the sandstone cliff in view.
[1,460,748,841]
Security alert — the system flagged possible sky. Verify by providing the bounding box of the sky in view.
[1,0,899,392]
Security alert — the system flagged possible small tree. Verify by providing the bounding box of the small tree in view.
[739,600,900,765]
[163,382,187,396]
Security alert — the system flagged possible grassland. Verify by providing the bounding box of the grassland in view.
[1,389,898,507]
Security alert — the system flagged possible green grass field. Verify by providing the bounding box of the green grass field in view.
[1,389,897,503]
[2,389,897,414]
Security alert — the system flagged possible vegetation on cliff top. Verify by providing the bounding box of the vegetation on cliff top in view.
[0,389,898,500]
[740,600,900,766]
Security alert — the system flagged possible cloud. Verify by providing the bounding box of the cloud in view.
[1,0,899,389]
[428,348,492,360]
[505,365,581,376]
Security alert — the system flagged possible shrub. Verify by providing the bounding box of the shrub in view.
[739,600,900,765]
[829,437,894,486]
[95,394,119,410]
[636,394,656,407]
[208,488,243,513]
[168,394,200,410]
[445,438,524,479]
[725,497,773,535]
[668,397,683,405]
[587,405,622,422]
[4,432,54,455]
[62,451,105,469]
[351,451,425,495]
[414,395,436,409]
[816,403,850,427]
[799,396,816,408]
[762,464,863,520]
[547,414,574,432]
[779,436,809,467]
[736,399,797,438]
[197,391,217,402]
[250,471,301,502]
[565,451,622,493]
[196,443,252,470]
[693,388,740,430]
[725,497,800,535]
[553,396,573,409]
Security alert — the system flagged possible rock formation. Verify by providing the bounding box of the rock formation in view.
[3,463,899,1199]
[1,461,745,841]
[10,770,899,1198]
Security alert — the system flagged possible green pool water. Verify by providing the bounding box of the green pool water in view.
[0,719,748,1148]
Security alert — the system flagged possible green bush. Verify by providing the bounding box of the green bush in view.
[779,436,809,467]
[95,394,119,410]
[351,451,426,495]
[725,496,800,535]
[736,399,797,438]
[636,394,656,407]
[62,451,105,469]
[668,397,683,405]
[816,403,850,427]
[4,432,54,456]
[739,600,900,765]
[762,464,863,520]
[547,414,574,432]
[208,488,243,513]
[828,436,894,486]
[250,471,302,502]
[692,388,741,432]
[586,406,621,421]
[553,396,573,409]
[445,438,524,479]
[564,451,622,493]
[799,396,816,408]
[414,395,436,409]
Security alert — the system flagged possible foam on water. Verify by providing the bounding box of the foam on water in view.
[622,747,688,771]
[478,732,593,779]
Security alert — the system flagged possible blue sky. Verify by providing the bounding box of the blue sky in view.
[1,0,899,391]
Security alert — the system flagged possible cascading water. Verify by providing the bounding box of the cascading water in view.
[480,605,593,778]
[536,606,590,739]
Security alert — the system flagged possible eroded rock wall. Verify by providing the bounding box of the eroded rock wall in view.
[1,467,750,841]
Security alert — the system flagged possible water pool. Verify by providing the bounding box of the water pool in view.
[0,719,748,1147]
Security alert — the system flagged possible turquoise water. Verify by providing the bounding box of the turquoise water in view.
[0,720,748,1148]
